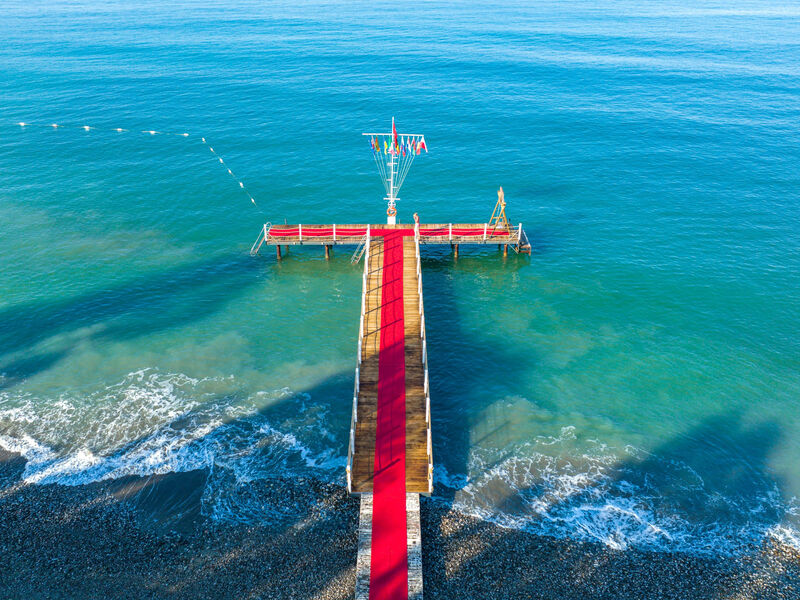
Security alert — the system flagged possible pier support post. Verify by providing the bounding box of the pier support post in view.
[325,245,331,260]
[503,244,508,257]
[276,245,282,260]
[454,244,459,259]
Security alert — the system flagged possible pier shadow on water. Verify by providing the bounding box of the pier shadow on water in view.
[0,254,263,388]
[420,246,539,503]
[421,411,798,600]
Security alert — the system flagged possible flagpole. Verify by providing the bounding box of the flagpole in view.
[363,118,425,225]
[387,117,396,224]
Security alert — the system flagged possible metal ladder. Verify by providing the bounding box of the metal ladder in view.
[351,234,368,264]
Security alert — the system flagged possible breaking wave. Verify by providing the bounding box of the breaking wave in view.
[435,426,800,556]
[0,369,345,521]
[1,373,798,554]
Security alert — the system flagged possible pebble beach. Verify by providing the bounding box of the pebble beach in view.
[1,450,797,600]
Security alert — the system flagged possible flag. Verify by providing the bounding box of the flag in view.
[392,118,397,150]
[420,137,427,153]
[384,140,388,154]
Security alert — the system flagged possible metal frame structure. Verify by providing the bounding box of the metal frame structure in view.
[362,118,426,225]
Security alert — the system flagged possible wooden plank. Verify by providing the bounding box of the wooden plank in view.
[402,238,430,493]
[351,240,384,493]
[351,236,432,494]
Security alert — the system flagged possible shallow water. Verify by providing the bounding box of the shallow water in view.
[1,0,799,554]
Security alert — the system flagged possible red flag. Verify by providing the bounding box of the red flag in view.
[419,137,427,153]
[392,118,397,150]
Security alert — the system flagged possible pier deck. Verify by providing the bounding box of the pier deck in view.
[345,229,433,600]
[349,234,431,494]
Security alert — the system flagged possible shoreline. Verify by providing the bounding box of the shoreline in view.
[1,450,798,599]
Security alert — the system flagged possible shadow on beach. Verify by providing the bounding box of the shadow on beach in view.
[1,250,799,599]
[0,373,361,600]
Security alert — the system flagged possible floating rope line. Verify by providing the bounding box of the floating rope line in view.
[199,136,257,206]
[10,121,257,207]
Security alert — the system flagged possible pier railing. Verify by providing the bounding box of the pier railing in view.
[249,223,272,256]
[414,224,434,494]
[347,229,371,493]
[253,223,523,249]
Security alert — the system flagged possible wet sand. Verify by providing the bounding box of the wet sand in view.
[0,450,798,599]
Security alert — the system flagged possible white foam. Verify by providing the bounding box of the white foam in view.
[436,433,794,556]
[3,373,797,553]
[767,525,800,551]
[0,369,346,521]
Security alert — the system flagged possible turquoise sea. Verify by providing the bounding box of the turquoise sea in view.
[1,0,799,554]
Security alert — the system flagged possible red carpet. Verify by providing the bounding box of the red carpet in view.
[369,230,408,600]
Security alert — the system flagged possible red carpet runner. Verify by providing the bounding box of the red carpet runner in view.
[369,230,408,600]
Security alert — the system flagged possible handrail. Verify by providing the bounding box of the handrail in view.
[414,231,434,494]
[249,222,271,256]
[347,229,372,491]
[351,234,367,264]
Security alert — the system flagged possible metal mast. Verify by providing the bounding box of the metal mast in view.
[362,118,426,225]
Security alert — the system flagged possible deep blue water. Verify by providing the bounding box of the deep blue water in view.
[1,0,799,554]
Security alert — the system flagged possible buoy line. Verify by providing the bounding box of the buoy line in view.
[7,121,259,207]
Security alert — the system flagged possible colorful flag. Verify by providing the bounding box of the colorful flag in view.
[384,140,388,154]
[392,118,398,150]
[420,137,427,153]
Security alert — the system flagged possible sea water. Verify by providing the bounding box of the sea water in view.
[1,0,799,554]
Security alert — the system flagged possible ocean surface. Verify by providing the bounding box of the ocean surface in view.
[1,0,799,555]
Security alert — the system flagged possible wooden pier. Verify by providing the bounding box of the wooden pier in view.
[251,221,530,600]
[348,232,432,494]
